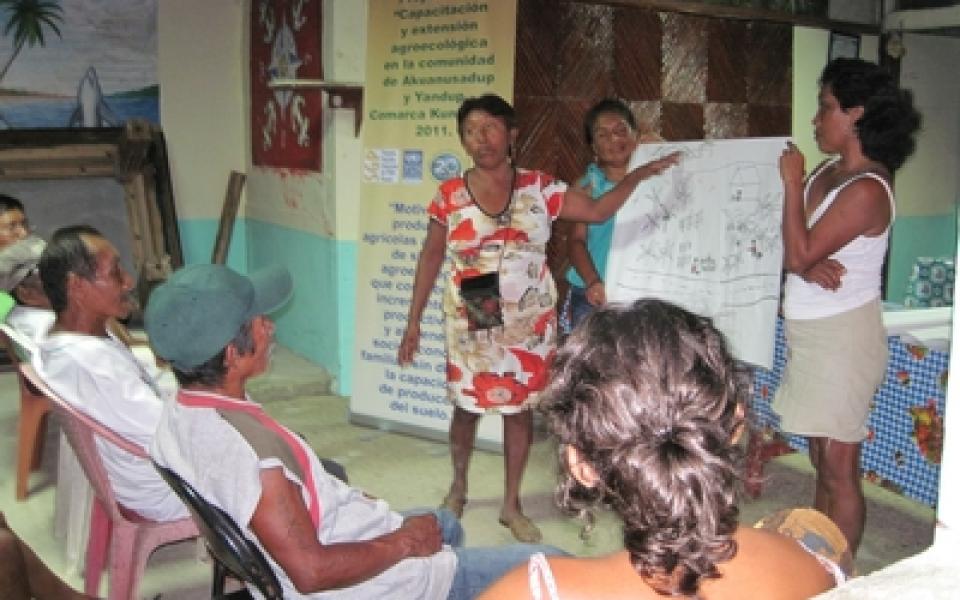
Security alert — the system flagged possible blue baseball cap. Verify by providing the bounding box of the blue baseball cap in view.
[145,263,292,369]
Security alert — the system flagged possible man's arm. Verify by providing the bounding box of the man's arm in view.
[250,467,442,593]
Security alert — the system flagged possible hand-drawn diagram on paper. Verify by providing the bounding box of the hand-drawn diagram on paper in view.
[606,137,788,369]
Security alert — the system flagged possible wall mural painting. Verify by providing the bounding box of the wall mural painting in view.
[251,0,323,171]
[0,0,158,129]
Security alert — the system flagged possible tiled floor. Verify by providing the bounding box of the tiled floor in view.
[1,347,937,598]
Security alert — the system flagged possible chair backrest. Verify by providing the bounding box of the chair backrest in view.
[18,362,147,458]
[152,462,283,600]
[1,322,45,400]
[18,362,149,526]
[0,322,36,364]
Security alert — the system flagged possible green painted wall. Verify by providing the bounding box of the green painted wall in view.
[178,217,356,395]
[244,219,356,395]
[335,242,358,396]
[178,218,248,272]
[888,213,958,305]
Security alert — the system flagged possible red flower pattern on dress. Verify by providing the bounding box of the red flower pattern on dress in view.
[533,309,555,336]
[426,169,565,415]
[427,202,444,223]
[449,218,478,241]
[462,373,530,408]
[509,348,542,375]
[446,362,463,382]
[481,228,530,245]
[509,348,555,392]
[545,192,562,218]
[515,170,540,188]
[452,267,483,287]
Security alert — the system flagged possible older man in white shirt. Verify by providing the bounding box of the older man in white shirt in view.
[36,224,186,522]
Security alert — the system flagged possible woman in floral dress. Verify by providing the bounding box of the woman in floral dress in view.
[398,94,679,543]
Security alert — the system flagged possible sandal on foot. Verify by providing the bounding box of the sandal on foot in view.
[439,492,467,518]
[499,513,542,543]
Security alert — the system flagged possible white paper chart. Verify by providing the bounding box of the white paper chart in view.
[606,137,789,369]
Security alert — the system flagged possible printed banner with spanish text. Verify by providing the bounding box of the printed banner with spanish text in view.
[350,0,517,448]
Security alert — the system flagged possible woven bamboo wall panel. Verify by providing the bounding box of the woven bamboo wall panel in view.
[748,104,791,137]
[513,95,558,173]
[661,13,708,104]
[554,98,596,180]
[705,102,749,139]
[707,20,748,103]
[513,0,792,295]
[662,102,705,141]
[746,21,793,106]
[515,0,561,97]
[629,100,663,139]
[558,4,615,98]
[514,0,792,179]
[613,9,662,100]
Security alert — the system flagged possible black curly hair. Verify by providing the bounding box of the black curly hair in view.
[456,94,516,139]
[540,299,747,597]
[820,57,921,172]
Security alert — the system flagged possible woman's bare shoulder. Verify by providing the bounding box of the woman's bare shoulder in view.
[475,559,530,600]
[705,528,837,599]
[478,552,655,600]
[480,531,837,600]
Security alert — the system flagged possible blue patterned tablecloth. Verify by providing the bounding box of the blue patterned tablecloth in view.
[752,318,949,506]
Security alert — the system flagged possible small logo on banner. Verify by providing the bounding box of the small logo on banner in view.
[403,150,424,183]
[430,153,461,182]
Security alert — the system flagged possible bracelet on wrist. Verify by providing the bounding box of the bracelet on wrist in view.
[585,279,602,290]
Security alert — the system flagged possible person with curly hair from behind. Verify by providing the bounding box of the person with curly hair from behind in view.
[479,299,849,599]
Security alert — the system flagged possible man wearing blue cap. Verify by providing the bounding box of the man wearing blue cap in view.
[148,263,560,599]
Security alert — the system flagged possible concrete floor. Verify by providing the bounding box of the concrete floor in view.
[1,346,937,598]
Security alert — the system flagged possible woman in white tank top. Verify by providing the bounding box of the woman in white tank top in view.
[774,58,921,557]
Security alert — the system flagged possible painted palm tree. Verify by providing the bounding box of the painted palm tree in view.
[0,0,63,83]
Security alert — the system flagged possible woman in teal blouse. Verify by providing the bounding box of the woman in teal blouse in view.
[562,99,652,333]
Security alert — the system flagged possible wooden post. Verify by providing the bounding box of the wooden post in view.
[211,171,246,265]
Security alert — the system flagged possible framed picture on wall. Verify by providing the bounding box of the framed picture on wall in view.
[829,32,861,61]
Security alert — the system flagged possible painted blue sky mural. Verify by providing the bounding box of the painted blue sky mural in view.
[0,0,158,128]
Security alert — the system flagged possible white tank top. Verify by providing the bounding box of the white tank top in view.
[528,553,561,600]
[783,158,894,320]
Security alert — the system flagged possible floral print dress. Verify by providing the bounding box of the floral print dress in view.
[427,168,566,415]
